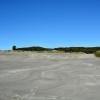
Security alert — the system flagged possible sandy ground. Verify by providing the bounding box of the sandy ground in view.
[0,51,100,100]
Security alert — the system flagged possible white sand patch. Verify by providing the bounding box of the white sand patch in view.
[0,52,100,100]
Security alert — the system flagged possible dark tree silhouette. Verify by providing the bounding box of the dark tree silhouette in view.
[12,45,16,50]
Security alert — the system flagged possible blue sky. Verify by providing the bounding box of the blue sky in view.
[0,0,100,50]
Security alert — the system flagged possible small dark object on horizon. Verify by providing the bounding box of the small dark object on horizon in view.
[12,45,16,50]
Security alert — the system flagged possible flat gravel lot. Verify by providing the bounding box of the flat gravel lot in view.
[0,51,100,100]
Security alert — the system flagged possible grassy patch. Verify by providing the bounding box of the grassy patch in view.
[95,51,100,57]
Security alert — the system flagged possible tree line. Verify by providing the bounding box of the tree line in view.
[12,45,100,54]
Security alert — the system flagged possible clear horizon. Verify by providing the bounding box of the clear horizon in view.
[0,0,100,50]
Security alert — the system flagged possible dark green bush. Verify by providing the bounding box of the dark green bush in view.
[95,51,100,57]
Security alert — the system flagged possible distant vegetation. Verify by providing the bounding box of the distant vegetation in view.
[54,47,100,54]
[15,46,51,52]
[13,45,100,54]
[95,51,100,57]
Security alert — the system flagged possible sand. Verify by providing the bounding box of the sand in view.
[0,51,100,100]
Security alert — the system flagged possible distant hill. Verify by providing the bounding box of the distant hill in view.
[15,46,52,51]
[13,46,100,54]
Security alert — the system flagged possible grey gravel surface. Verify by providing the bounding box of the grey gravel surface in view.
[0,51,100,100]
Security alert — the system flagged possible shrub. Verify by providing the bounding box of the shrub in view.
[95,51,100,57]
